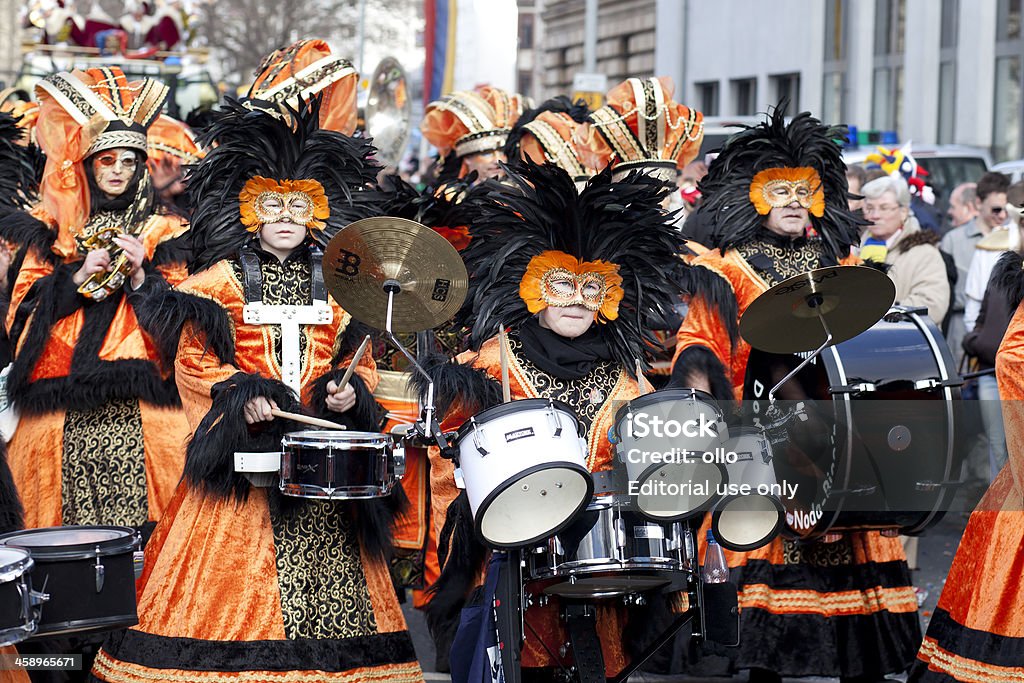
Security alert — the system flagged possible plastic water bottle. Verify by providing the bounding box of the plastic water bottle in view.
[701,530,730,583]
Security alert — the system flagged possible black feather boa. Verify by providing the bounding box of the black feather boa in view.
[993,251,1024,312]
[133,288,236,369]
[408,353,502,421]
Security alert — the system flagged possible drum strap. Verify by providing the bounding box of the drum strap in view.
[564,603,606,683]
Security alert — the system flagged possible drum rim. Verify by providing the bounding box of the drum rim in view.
[633,459,727,521]
[711,494,785,552]
[613,388,721,425]
[454,398,580,439]
[475,462,594,548]
[0,546,33,578]
[282,430,391,445]
[0,525,138,559]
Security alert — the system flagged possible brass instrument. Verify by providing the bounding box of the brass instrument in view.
[77,175,154,301]
[357,57,412,168]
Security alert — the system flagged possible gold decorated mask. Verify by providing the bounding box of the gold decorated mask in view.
[238,176,330,233]
[519,250,624,320]
[748,167,825,217]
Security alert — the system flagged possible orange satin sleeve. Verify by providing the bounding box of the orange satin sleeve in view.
[995,304,1024,498]
[175,319,241,430]
[5,248,55,339]
[674,293,739,395]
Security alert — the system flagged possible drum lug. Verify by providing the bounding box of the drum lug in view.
[545,404,563,438]
[392,443,406,479]
[94,548,105,593]
[453,467,466,490]
[134,551,145,580]
[470,419,489,456]
[830,382,877,394]
[615,517,627,549]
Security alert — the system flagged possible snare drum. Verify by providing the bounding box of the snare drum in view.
[453,399,592,548]
[711,428,785,551]
[613,389,728,521]
[526,496,691,599]
[0,547,36,645]
[0,526,139,637]
[280,430,396,499]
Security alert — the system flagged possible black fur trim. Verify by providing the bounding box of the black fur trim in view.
[669,345,735,407]
[329,317,376,366]
[12,365,179,415]
[409,352,502,419]
[348,485,408,563]
[424,490,488,634]
[307,370,385,432]
[893,229,940,253]
[679,264,740,347]
[133,289,236,368]
[0,444,24,535]
[0,211,57,262]
[150,232,193,269]
[184,372,299,501]
[993,251,1024,311]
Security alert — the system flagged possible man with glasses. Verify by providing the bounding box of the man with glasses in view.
[964,172,1012,333]
[940,182,980,371]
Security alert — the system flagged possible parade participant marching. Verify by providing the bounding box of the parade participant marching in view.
[504,95,595,183]
[671,105,921,682]
[0,67,192,532]
[421,85,525,186]
[909,206,1024,683]
[92,97,423,683]
[423,161,686,681]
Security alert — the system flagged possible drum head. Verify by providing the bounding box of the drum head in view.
[478,465,592,548]
[635,460,725,521]
[0,526,136,558]
[282,430,390,447]
[0,547,31,575]
[712,495,784,552]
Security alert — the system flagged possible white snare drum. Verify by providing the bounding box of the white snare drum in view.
[453,399,592,548]
[613,389,729,521]
[280,430,396,499]
[526,496,692,599]
[0,547,36,645]
[711,428,785,551]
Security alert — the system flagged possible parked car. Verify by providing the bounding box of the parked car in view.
[993,159,1024,184]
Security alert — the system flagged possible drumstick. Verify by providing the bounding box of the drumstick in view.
[498,326,511,403]
[635,358,652,395]
[337,335,371,393]
[270,408,347,430]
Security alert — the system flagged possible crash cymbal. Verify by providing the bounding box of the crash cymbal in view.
[740,265,895,354]
[323,216,468,334]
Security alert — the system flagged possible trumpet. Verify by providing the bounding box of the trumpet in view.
[77,176,153,301]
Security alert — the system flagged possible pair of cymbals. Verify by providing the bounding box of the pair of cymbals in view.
[740,266,896,354]
[323,217,469,334]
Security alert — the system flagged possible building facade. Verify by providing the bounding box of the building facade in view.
[531,0,1023,162]
[0,0,24,88]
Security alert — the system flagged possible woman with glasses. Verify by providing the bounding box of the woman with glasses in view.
[0,68,191,535]
[860,176,950,324]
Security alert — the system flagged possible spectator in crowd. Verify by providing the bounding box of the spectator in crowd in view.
[940,182,980,370]
[964,173,1012,332]
[860,176,950,324]
[846,164,867,214]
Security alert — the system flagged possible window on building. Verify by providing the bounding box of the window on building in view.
[772,73,800,108]
[872,0,905,134]
[696,81,719,116]
[731,78,757,116]
[519,12,535,49]
[938,0,958,143]
[995,0,1023,160]
[822,0,848,123]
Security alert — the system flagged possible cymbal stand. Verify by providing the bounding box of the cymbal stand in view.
[766,293,834,410]
[382,279,450,450]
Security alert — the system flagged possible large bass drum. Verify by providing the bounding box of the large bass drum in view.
[744,306,963,540]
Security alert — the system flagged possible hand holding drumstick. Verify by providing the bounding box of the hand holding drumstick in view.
[325,334,371,414]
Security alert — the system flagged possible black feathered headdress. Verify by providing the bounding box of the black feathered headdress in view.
[186,97,384,272]
[701,102,864,257]
[0,111,38,218]
[460,161,684,369]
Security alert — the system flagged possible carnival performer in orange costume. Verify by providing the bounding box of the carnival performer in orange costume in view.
[909,239,1024,682]
[422,162,687,680]
[92,96,423,683]
[671,106,920,683]
[0,67,191,532]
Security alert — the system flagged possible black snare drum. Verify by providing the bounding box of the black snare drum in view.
[0,547,37,645]
[280,431,395,499]
[744,306,962,540]
[0,526,140,637]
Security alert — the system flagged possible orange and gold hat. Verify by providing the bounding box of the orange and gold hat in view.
[33,67,168,255]
[147,114,203,167]
[421,85,525,159]
[248,39,358,135]
[574,76,703,182]
[519,111,595,182]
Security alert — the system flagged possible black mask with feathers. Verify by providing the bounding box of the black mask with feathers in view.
[0,111,39,218]
[186,96,384,272]
[460,161,685,372]
[701,102,864,258]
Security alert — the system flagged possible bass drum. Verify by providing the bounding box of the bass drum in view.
[744,306,963,540]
